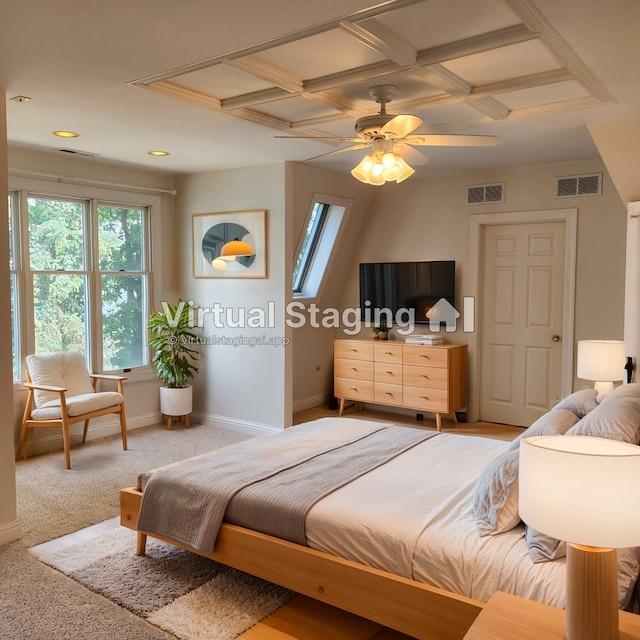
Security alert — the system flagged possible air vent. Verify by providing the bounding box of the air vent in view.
[57,148,98,158]
[466,183,505,205]
[556,173,602,198]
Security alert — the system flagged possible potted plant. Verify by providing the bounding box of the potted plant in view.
[148,299,199,419]
[371,323,390,341]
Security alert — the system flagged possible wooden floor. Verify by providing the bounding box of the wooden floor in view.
[239,405,520,639]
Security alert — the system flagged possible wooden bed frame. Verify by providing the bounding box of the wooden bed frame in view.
[120,486,483,640]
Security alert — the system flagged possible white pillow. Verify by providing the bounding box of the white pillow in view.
[509,409,579,452]
[472,448,521,536]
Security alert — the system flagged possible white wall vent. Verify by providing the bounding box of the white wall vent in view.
[556,173,602,198]
[466,183,505,205]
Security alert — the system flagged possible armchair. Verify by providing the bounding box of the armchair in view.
[17,352,128,469]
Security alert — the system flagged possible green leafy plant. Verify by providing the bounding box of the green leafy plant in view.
[371,322,389,334]
[148,300,199,388]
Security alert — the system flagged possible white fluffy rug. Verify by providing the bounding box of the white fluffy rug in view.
[36,525,292,640]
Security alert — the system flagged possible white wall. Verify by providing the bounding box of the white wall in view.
[0,94,20,545]
[174,164,290,431]
[327,158,627,406]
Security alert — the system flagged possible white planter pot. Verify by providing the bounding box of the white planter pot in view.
[160,385,193,416]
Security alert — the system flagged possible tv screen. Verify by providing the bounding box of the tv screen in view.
[359,260,455,325]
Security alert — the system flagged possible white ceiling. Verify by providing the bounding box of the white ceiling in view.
[2,0,639,178]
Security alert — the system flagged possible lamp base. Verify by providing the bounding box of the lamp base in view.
[566,543,618,640]
[594,381,614,402]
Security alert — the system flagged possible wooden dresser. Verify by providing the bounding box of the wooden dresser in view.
[333,339,467,431]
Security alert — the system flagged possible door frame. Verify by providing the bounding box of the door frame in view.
[467,209,578,422]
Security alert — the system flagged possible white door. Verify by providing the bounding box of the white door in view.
[479,221,566,426]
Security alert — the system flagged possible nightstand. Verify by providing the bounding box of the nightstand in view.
[463,591,640,640]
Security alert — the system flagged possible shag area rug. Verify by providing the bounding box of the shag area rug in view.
[36,525,292,640]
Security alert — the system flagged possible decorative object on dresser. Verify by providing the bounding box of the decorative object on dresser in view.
[333,339,467,430]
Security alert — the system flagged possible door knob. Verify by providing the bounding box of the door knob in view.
[552,334,561,342]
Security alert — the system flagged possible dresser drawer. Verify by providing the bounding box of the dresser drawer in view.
[334,358,373,381]
[403,364,448,390]
[334,341,373,361]
[374,362,403,384]
[402,385,449,412]
[374,343,403,364]
[334,378,374,402]
[403,345,448,368]
[374,383,403,406]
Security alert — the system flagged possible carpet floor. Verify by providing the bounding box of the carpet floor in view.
[35,525,292,640]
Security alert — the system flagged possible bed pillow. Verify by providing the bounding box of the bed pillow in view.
[472,448,521,536]
[600,382,640,405]
[552,388,599,417]
[525,526,566,563]
[565,396,640,444]
[508,409,579,452]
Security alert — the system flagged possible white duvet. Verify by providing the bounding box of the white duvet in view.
[305,431,569,607]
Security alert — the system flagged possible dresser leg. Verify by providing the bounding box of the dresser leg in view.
[435,413,442,431]
[339,398,345,416]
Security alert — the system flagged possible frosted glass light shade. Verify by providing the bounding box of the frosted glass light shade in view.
[577,340,625,382]
[519,435,640,549]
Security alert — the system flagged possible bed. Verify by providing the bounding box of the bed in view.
[120,397,640,640]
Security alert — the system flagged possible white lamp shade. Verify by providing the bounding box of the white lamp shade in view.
[519,435,640,549]
[577,340,625,382]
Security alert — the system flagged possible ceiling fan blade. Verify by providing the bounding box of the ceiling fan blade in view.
[275,135,357,142]
[381,114,423,139]
[403,134,502,147]
[305,142,371,162]
[394,144,429,166]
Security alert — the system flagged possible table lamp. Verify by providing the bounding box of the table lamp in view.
[520,435,640,640]
[577,340,625,401]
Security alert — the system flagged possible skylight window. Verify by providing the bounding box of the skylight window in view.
[292,195,351,299]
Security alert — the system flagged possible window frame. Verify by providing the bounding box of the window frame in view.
[292,194,352,300]
[8,175,161,383]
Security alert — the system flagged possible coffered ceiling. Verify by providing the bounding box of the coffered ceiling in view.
[3,0,639,177]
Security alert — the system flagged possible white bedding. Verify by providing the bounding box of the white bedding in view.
[305,431,569,606]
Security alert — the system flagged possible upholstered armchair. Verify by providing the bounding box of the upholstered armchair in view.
[17,352,128,469]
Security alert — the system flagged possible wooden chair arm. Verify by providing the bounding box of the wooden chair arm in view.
[90,374,128,382]
[21,381,68,393]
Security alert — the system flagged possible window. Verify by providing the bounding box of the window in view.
[292,195,351,299]
[9,190,151,380]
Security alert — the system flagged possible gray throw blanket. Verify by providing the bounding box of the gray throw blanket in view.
[137,418,436,554]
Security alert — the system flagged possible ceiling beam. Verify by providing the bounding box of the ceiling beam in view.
[223,57,303,94]
[339,18,417,66]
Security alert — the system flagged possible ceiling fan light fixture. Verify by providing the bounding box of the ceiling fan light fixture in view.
[220,238,255,258]
[352,150,414,185]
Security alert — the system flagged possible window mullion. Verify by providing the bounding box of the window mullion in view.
[89,198,102,372]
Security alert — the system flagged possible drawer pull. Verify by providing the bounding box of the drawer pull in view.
[385,351,393,355]
[385,391,394,396]
[350,348,358,352]
[350,367,358,371]
[386,370,394,375]
[350,387,358,391]
[420,355,430,359]
[420,374,430,379]
[420,395,430,400]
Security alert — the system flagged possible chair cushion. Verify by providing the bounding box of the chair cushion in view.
[30,392,124,420]
[26,352,96,407]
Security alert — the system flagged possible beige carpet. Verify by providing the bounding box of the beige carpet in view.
[37,525,292,640]
[6,420,278,639]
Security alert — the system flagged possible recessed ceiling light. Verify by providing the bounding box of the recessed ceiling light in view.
[148,150,170,156]
[10,95,31,103]
[53,131,79,138]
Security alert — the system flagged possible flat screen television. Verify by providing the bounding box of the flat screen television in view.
[359,260,455,325]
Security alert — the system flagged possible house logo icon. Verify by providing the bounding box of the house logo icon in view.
[426,298,460,332]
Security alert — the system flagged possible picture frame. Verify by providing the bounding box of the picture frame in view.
[192,210,267,278]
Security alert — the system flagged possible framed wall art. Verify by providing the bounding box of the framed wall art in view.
[192,210,267,278]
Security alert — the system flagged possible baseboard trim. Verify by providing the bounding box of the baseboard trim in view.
[192,412,280,437]
[0,519,21,546]
[16,412,163,459]
[293,393,330,413]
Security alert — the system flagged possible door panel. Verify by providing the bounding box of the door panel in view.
[479,221,565,426]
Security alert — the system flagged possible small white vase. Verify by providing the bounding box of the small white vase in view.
[159,385,193,416]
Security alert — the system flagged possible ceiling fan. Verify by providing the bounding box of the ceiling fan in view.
[278,85,502,185]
